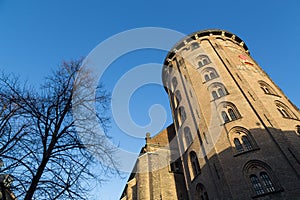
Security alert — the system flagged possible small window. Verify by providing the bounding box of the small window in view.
[234,138,244,153]
[212,91,218,100]
[210,72,217,79]
[228,108,237,121]
[222,111,230,123]
[175,90,182,104]
[204,74,210,82]
[261,86,270,94]
[190,151,201,177]
[170,161,181,173]
[191,42,200,50]
[203,59,209,65]
[168,65,173,74]
[250,175,264,195]
[275,101,297,119]
[196,183,209,200]
[258,80,277,96]
[180,107,186,122]
[277,108,290,118]
[218,88,225,97]
[296,125,300,135]
[178,106,186,126]
[260,172,275,193]
[242,136,252,151]
[184,127,193,147]
[172,77,178,89]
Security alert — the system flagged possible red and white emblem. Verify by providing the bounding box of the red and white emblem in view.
[239,54,253,65]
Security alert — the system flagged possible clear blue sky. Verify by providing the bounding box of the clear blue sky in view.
[1,1,300,199]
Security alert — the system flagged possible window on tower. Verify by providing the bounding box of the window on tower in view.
[219,102,241,124]
[177,106,186,126]
[183,126,193,148]
[202,67,219,82]
[258,80,278,96]
[172,77,178,90]
[250,175,264,195]
[209,82,228,100]
[204,74,210,82]
[170,160,181,173]
[228,108,237,120]
[244,160,280,197]
[191,42,200,51]
[234,138,244,153]
[275,100,298,120]
[212,91,218,100]
[229,127,257,155]
[189,151,201,178]
[221,111,230,123]
[173,90,181,108]
[197,55,211,68]
[196,183,209,200]
[260,172,276,193]
[295,125,300,136]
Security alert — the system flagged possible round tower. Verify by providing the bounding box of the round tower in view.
[162,29,300,199]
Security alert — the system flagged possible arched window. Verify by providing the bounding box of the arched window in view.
[228,108,237,120]
[210,71,217,79]
[250,175,264,195]
[204,74,210,82]
[262,87,270,94]
[190,151,201,177]
[197,55,211,68]
[280,109,290,118]
[229,127,257,154]
[258,80,277,96]
[242,136,252,151]
[172,77,178,90]
[275,100,297,119]
[191,42,200,50]
[243,160,281,196]
[277,107,290,118]
[296,125,300,135]
[178,106,186,126]
[217,88,225,97]
[234,138,244,153]
[212,91,218,100]
[209,82,228,100]
[221,111,230,123]
[202,67,218,82]
[196,183,209,200]
[175,90,182,104]
[180,107,186,122]
[260,172,275,193]
[184,127,193,147]
[219,102,241,123]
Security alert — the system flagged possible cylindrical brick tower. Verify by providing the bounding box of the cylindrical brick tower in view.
[162,29,300,199]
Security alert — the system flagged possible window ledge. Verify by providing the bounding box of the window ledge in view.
[203,77,219,84]
[251,188,283,198]
[211,93,229,102]
[222,117,243,125]
[282,116,300,122]
[264,93,281,98]
[233,147,260,157]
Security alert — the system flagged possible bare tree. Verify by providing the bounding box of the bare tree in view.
[0,60,118,199]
